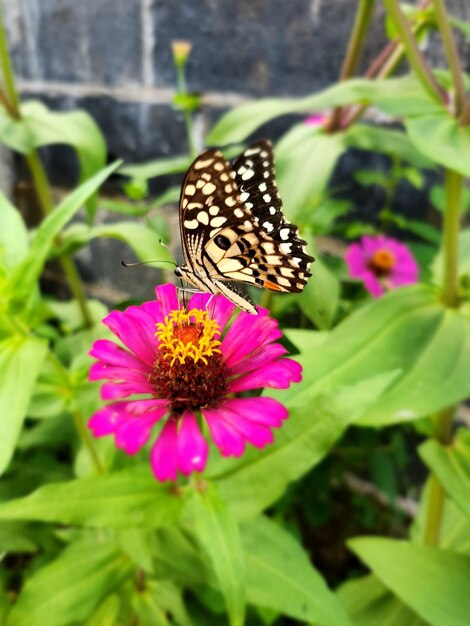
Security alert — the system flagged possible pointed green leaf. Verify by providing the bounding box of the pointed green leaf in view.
[207,76,440,145]
[190,485,245,626]
[0,465,183,528]
[6,536,132,626]
[244,516,351,626]
[337,575,426,626]
[420,431,470,522]
[22,101,107,220]
[212,372,397,519]
[0,192,29,270]
[9,161,120,305]
[0,336,48,474]
[286,286,470,426]
[349,538,470,626]
[405,113,470,177]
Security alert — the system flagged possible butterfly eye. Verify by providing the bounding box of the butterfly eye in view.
[214,235,231,250]
[174,266,183,277]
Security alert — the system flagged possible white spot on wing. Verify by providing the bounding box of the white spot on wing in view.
[241,169,255,181]
[185,184,196,196]
[262,221,274,233]
[280,228,290,240]
[184,219,199,230]
[197,211,209,225]
[202,182,216,195]
[210,216,227,227]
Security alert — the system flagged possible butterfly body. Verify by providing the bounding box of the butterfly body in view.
[175,140,314,314]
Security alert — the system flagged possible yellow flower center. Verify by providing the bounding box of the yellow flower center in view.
[155,308,221,367]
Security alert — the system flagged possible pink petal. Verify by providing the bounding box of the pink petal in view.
[227,343,288,376]
[100,380,155,400]
[362,272,384,298]
[345,243,367,277]
[89,340,147,370]
[115,413,162,455]
[103,310,157,366]
[150,418,178,482]
[212,403,274,448]
[89,362,150,384]
[202,406,246,457]
[176,411,209,475]
[155,284,180,316]
[89,403,128,437]
[222,314,282,366]
[229,358,302,393]
[223,397,288,428]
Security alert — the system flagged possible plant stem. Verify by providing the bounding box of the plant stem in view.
[0,11,94,328]
[441,168,461,308]
[423,170,461,545]
[25,152,54,215]
[329,0,376,131]
[383,0,444,105]
[432,0,465,117]
[0,4,20,115]
[176,65,197,159]
[73,409,105,474]
[423,407,454,544]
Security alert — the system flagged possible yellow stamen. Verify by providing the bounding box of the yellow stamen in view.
[155,308,221,367]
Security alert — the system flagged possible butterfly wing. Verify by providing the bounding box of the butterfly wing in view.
[178,141,314,296]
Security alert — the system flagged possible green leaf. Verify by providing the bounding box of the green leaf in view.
[244,516,351,626]
[405,112,470,177]
[288,286,470,427]
[420,431,470,522]
[0,522,37,554]
[207,76,441,145]
[83,595,120,626]
[21,101,107,221]
[299,250,339,329]
[345,124,433,168]
[119,155,192,180]
[0,192,29,271]
[0,465,183,528]
[190,484,246,626]
[0,336,48,475]
[211,372,396,519]
[9,161,121,306]
[282,328,329,352]
[275,126,345,219]
[349,537,470,626]
[6,535,132,626]
[57,220,173,267]
[0,107,34,152]
[337,574,426,626]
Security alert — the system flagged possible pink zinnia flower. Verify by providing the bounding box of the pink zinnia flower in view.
[345,235,419,298]
[304,113,327,127]
[88,284,301,482]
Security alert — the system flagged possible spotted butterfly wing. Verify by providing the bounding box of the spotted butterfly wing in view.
[175,140,314,314]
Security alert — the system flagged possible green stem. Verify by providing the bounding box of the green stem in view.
[176,65,197,159]
[441,169,462,308]
[25,152,54,215]
[432,0,465,116]
[0,5,20,115]
[73,409,105,474]
[329,0,376,131]
[423,170,461,545]
[0,12,94,328]
[383,0,444,105]
[423,407,454,544]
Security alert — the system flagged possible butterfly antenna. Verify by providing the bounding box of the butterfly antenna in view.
[121,259,177,268]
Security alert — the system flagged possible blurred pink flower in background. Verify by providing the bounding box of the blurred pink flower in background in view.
[304,113,327,127]
[345,235,419,298]
[88,284,301,482]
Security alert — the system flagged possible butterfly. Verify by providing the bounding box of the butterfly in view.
[174,140,314,314]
